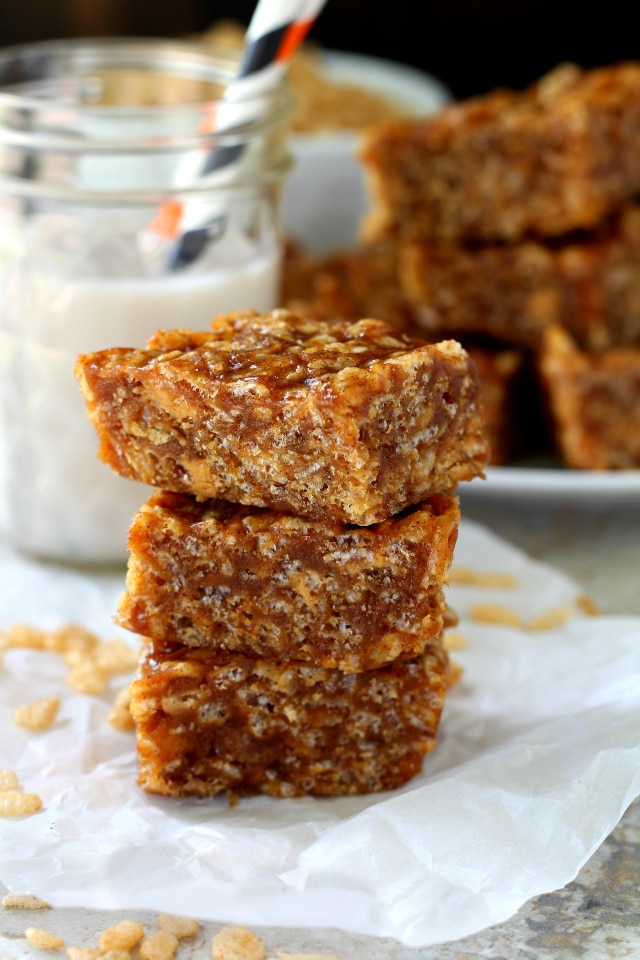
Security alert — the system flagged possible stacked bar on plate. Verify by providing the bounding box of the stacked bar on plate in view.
[357,61,640,469]
[75,309,488,800]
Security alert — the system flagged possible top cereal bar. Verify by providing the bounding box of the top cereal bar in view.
[360,62,640,245]
[75,310,488,525]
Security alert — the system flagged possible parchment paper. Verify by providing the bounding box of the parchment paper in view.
[1,519,639,948]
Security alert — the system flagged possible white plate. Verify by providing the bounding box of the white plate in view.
[461,466,640,501]
[283,51,451,252]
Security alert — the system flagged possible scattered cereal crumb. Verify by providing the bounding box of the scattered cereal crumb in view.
[25,927,65,949]
[157,915,199,939]
[48,624,99,657]
[66,662,108,696]
[66,947,102,960]
[139,930,179,960]
[2,892,50,910]
[98,920,145,952]
[108,687,135,732]
[468,603,523,627]
[0,768,20,792]
[446,659,463,688]
[578,594,600,616]
[3,624,47,650]
[211,924,266,960]
[527,605,574,631]
[449,567,517,589]
[0,790,43,817]
[95,639,139,676]
[14,695,60,731]
[443,631,468,651]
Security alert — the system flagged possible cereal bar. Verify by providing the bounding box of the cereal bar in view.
[360,63,640,244]
[401,205,640,351]
[538,325,640,469]
[75,310,488,524]
[129,639,449,798]
[116,490,460,672]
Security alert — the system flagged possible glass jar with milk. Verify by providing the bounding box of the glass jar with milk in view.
[0,38,293,565]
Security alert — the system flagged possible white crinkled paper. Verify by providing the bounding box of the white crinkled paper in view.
[1,519,639,948]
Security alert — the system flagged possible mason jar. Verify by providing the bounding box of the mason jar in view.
[0,37,293,565]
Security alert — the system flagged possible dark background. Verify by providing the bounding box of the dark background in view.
[2,1,640,99]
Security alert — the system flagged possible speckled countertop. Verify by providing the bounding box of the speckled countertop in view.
[2,489,639,960]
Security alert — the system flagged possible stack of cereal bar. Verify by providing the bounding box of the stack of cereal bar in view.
[358,61,640,469]
[75,309,488,800]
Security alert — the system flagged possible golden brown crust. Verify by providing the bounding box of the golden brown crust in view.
[129,640,450,799]
[75,310,488,524]
[360,62,640,245]
[117,491,460,672]
[538,325,640,468]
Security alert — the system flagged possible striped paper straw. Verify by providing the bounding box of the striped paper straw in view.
[165,0,328,269]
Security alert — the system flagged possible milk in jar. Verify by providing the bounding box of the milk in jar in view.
[0,38,293,564]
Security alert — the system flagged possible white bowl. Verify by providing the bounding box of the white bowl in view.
[282,51,451,252]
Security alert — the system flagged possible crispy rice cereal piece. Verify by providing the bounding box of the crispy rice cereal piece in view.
[401,205,640,352]
[156,915,199,939]
[361,62,640,245]
[448,567,517,589]
[538,324,640,468]
[130,639,449,799]
[211,925,266,960]
[527,605,575,630]
[66,949,102,960]
[0,769,20,791]
[46,624,100,656]
[75,311,488,524]
[98,921,145,953]
[117,491,459,672]
[25,927,65,949]
[2,892,50,909]
[14,695,60,731]
[443,631,468,651]
[0,790,42,817]
[66,662,109,696]
[93,639,140,675]
[139,931,179,960]
[2,624,46,650]
[578,594,600,616]
[108,687,135,732]
[469,603,523,627]
[1,623,102,658]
